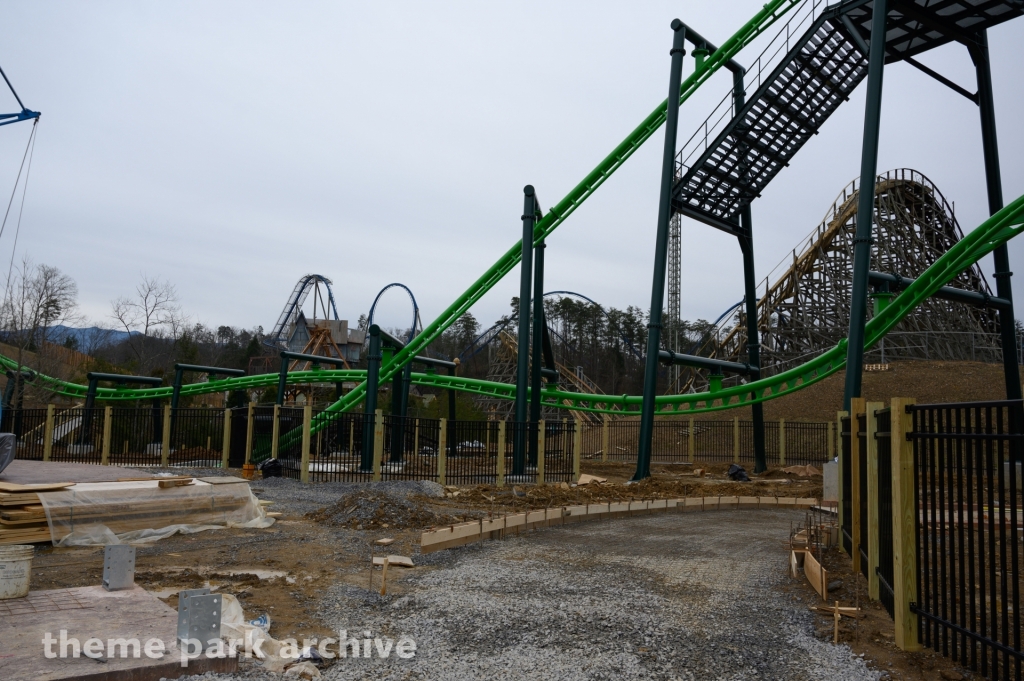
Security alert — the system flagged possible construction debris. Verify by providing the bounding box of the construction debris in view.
[307,488,474,531]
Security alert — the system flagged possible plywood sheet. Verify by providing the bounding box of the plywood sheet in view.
[0,460,154,485]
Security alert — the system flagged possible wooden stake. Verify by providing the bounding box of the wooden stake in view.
[372,409,383,482]
[732,417,740,463]
[688,417,695,464]
[161,404,171,467]
[271,404,281,460]
[601,415,609,463]
[496,421,506,488]
[244,402,255,465]
[572,419,582,480]
[42,405,54,462]
[101,406,112,466]
[779,418,786,466]
[537,420,545,485]
[221,408,232,469]
[380,557,389,596]
[300,404,312,483]
[833,601,841,643]
[437,418,446,486]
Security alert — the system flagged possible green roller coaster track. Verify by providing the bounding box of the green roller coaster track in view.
[2,0,1023,429]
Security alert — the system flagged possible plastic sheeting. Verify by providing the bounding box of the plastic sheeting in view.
[37,479,274,547]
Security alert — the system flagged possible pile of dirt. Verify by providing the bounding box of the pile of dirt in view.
[306,488,479,531]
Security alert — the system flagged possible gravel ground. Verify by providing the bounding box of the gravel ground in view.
[175,508,881,681]
[249,477,444,516]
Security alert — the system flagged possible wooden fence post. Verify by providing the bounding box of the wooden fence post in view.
[101,406,112,466]
[572,419,582,481]
[732,417,740,463]
[688,417,695,464]
[537,419,546,485]
[890,397,920,651]
[779,418,786,466]
[496,420,506,488]
[827,421,835,461]
[601,415,609,462]
[42,404,54,462]
[372,409,383,482]
[271,404,281,460]
[437,418,447,486]
[244,402,255,465]
[161,404,172,467]
[850,397,866,574]
[221,408,232,469]
[300,404,312,483]
[865,401,884,600]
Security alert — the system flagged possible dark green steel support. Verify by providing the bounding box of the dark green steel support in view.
[514,185,537,475]
[635,20,687,482]
[388,363,411,462]
[361,325,382,471]
[726,50,767,474]
[842,0,888,411]
[446,364,457,460]
[276,358,289,406]
[529,239,546,466]
[171,364,245,447]
[739,216,767,473]
[971,30,1021,404]
[79,373,163,447]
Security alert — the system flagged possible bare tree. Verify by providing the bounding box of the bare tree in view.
[0,257,82,402]
[110,275,189,369]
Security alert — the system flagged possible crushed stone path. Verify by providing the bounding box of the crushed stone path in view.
[189,508,881,681]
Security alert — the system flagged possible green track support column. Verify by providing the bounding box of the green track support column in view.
[361,325,382,472]
[843,0,888,411]
[971,30,1022,405]
[529,239,546,466]
[276,357,289,406]
[514,185,537,475]
[389,358,410,462]
[635,20,687,482]
[739,220,767,473]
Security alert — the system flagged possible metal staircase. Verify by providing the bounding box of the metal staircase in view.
[671,0,1023,233]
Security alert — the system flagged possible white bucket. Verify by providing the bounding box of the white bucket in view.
[0,544,34,599]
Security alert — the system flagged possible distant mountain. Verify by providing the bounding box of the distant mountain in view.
[47,325,138,349]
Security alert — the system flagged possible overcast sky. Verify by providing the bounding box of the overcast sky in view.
[0,1,1021,337]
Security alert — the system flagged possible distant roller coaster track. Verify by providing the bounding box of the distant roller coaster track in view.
[2,0,1022,436]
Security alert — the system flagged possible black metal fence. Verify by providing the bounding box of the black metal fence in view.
[170,408,224,466]
[909,400,1022,680]
[875,407,895,618]
[841,414,852,554]
[858,412,869,580]
[278,410,375,482]
[577,418,832,465]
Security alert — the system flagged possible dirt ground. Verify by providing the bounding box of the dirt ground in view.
[21,461,981,680]
[783,543,979,681]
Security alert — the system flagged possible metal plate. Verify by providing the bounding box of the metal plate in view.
[101,545,135,591]
[186,594,222,646]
